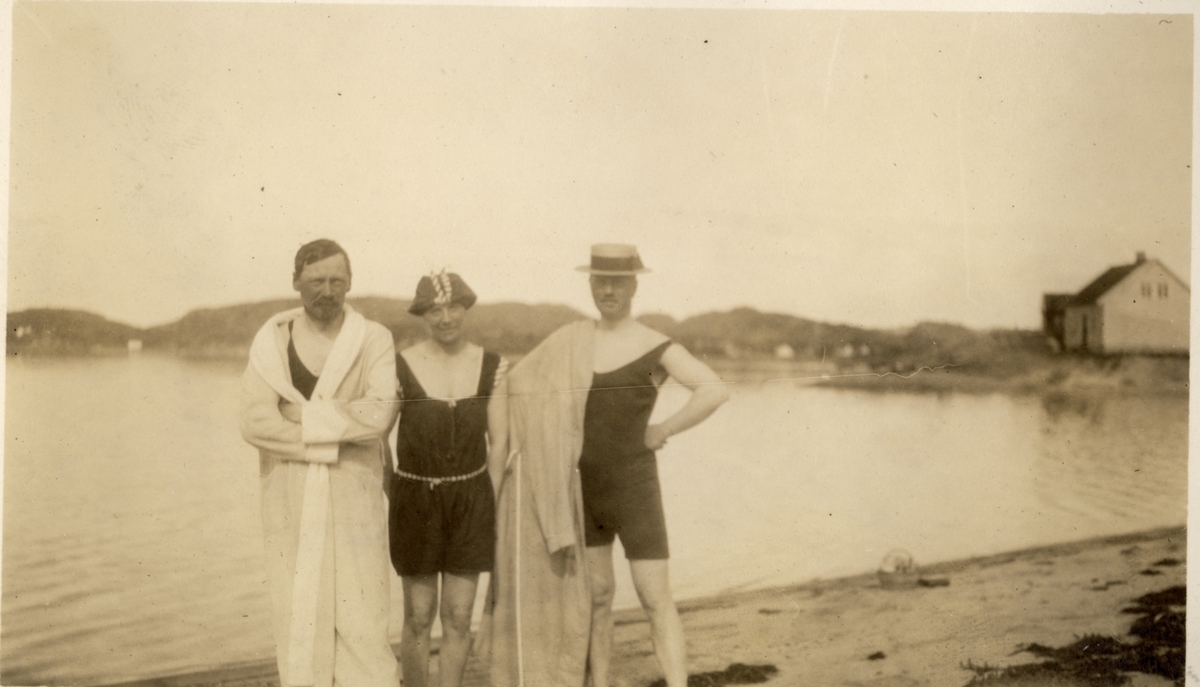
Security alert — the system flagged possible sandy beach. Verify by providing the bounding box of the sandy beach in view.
[108,525,1185,687]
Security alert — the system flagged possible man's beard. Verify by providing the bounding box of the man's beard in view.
[306,298,343,322]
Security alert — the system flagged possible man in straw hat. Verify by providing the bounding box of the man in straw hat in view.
[487,244,729,687]
[240,239,400,687]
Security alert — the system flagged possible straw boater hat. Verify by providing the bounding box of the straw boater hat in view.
[408,271,477,316]
[575,244,651,275]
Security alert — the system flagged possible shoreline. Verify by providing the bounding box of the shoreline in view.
[808,355,1189,397]
[100,525,1185,687]
[13,349,1187,398]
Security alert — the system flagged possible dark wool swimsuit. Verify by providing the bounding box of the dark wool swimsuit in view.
[287,322,318,400]
[579,340,672,560]
[388,351,500,576]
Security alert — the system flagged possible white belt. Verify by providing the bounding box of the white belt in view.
[395,463,487,490]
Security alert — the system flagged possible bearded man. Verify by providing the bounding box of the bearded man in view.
[240,239,400,687]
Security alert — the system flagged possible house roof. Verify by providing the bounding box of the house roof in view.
[1067,256,1191,305]
[1043,255,1191,310]
[1072,263,1141,305]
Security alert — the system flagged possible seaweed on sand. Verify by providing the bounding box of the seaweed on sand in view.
[961,636,1129,686]
[646,663,779,687]
[961,586,1185,687]
[1119,586,1186,681]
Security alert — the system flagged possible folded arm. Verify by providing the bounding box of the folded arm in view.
[239,365,304,456]
[294,327,400,445]
[241,325,399,461]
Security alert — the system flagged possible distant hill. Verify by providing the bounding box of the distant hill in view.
[457,302,587,355]
[10,303,1184,395]
[135,297,588,357]
[664,307,1055,377]
[8,309,143,355]
[672,307,870,359]
[21,297,574,358]
[637,313,679,336]
[140,299,299,354]
[7,301,1055,378]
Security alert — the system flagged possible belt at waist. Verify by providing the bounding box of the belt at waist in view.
[394,463,487,490]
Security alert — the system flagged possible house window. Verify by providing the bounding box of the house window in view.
[1158,283,1169,298]
[1141,283,1152,298]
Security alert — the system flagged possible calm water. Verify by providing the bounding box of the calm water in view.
[2,355,1187,685]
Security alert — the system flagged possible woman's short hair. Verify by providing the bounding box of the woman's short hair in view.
[293,239,352,281]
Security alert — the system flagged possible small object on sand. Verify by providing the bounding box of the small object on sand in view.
[917,577,950,588]
[867,651,887,661]
[1139,568,1164,576]
[877,549,918,590]
[1151,557,1182,567]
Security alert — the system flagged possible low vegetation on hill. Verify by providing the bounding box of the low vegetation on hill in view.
[7,309,142,355]
[8,302,1187,394]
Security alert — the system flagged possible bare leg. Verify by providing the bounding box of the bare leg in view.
[470,574,495,663]
[630,559,687,687]
[400,575,439,687]
[584,545,617,687]
[437,572,480,687]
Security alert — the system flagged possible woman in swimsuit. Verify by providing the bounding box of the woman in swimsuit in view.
[388,271,508,687]
[577,244,730,687]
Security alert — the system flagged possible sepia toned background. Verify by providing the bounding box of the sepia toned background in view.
[2,2,1193,686]
[7,4,1191,329]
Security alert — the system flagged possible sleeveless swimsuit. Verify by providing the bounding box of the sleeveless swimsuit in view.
[287,321,319,400]
[579,340,672,560]
[388,351,501,576]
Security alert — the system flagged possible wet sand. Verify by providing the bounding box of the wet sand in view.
[108,526,1185,687]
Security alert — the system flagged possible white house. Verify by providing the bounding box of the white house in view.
[1043,252,1189,354]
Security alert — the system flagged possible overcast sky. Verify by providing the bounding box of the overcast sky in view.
[6,2,1193,330]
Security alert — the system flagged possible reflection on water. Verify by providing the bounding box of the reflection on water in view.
[1034,393,1186,525]
[1,357,1187,685]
